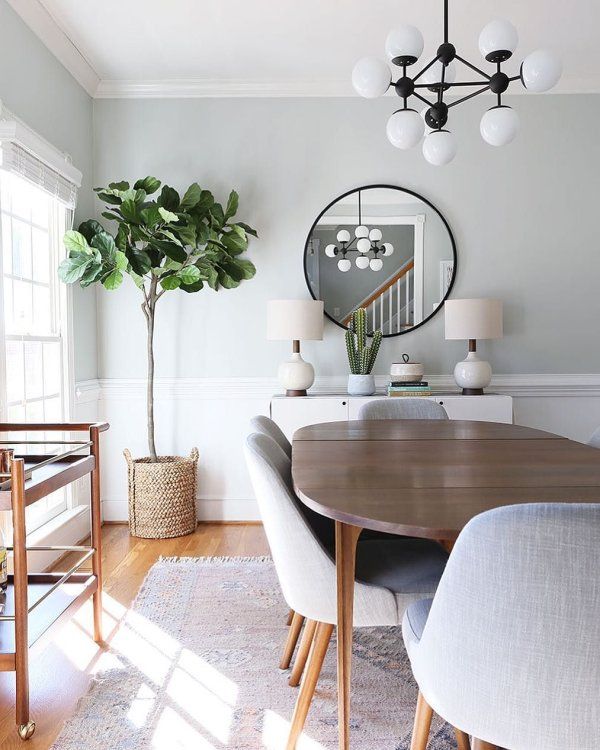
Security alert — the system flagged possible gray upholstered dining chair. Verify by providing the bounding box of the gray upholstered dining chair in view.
[358,398,448,420]
[402,503,600,750]
[588,426,600,449]
[245,431,449,749]
[249,414,292,457]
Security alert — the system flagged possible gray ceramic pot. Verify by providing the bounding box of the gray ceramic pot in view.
[347,373,376,396]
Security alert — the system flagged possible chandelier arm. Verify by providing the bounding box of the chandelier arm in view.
[412,56,441,84]
[446,85,490,109]
[442,80,497,88]
[412,91,435,107]
[454,54,491,80]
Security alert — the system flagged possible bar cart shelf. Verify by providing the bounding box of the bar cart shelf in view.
[0,422,108,740]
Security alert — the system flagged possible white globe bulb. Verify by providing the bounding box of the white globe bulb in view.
[338,258,351,272]
[479,19,518,60]
[325,243,337,258]
[336,229,351,243]
[370,258,384,271]
[422,130,457,166]
[421,61,456,87]
[357,237,371,253]
[355,225,369,239]
[521,49,562,93]
[480,106,519,146]
[386,109,425,149]
[355,256,370,270]
[385,25,424,63]
[369,228,383,242]
[382,242,394,256]
[352,57,391,98]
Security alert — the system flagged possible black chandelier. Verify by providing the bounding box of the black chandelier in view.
[352,0,562,165]
[324,190,394,273]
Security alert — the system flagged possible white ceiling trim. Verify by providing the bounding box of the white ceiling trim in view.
[95,75,600,99]
[6,0,99,96]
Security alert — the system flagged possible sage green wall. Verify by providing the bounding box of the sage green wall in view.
[0,1,96,381]
[93,94,600,379]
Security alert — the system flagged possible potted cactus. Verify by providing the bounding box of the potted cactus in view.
[58,177,257,538]
[345,308,383,396]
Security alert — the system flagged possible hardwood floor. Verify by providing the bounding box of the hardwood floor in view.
[0,523,268,749]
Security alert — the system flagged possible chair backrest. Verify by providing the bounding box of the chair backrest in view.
[588,426,600,450]
[358,398,448,420]
[249,415,292,457]
[411,503,600,750]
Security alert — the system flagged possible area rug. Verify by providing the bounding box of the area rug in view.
[52,557,455,749]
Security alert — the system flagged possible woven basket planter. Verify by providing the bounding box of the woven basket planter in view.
[124,448,199,539]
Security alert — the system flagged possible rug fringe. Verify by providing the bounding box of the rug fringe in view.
[157,555,273,564]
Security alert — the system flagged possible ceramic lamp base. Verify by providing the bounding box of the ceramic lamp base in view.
[278,352,315,396]
[453,351,492,395]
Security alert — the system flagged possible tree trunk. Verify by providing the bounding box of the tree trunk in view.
[145,278,158,462]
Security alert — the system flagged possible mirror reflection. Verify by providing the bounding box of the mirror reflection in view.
[304,185,456,336]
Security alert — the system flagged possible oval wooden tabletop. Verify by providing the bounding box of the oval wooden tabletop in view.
[292,420,600,540]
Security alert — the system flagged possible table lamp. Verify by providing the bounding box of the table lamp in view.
[267,299,324,396]
[445,298,503,395]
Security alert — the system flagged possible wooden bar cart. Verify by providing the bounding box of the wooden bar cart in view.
[0,422,108,740]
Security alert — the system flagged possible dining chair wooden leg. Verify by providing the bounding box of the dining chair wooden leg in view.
[454,727,471,750]
[286,622,334,750]
[472,741,496,750]
[289,619,317,686]
[410,692,433,750]
[286,609,294,626]
[280,612,305,669]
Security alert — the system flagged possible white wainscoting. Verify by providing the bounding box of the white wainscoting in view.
[74,375,600,523]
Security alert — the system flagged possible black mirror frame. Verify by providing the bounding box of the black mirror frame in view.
[303,183,457,338]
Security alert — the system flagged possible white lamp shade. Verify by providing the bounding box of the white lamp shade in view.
[480,106,519,146]
[370,258,383,271]
[336,229,351,243]
[352,57,391,98]
[338,258,351,272]
[445,298,503,340]
[356,255,369,269]
[325,243,337,257]
[386,109,425,149]
[421,61,456,86]
[355,225,369,238]
[422,130,457,166]
[521,49,562,92]
[267,299,324,341]
[369,228,382,242]
[382,242,394,256]
[357,237,371,253]
[385,25,424,62]
[479,19,518,59]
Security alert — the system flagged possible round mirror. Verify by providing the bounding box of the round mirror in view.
[304,184,456,336]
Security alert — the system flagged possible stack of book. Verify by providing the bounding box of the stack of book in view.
[387,380,431,397]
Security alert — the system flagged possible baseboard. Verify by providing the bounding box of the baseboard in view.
[102,498,261,523]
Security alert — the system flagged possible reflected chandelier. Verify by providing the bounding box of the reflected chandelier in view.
[352,0,562,166]
[324,190,394,273]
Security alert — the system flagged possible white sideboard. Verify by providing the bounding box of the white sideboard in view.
[270,393,513,440]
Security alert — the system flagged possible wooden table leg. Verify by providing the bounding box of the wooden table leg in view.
[335,521,362,750]
[90,425,103,644]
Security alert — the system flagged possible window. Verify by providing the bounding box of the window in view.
[0,171,72,530]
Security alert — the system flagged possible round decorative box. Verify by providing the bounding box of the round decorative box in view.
[390,353,424,383]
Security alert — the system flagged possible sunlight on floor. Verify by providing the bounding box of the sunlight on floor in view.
[152,705,217,749]
[262,709,326,750]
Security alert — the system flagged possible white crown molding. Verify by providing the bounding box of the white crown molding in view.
[6,0,100,96]
[73,374,600,403]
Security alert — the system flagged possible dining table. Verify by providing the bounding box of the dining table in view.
[291,418,600,750]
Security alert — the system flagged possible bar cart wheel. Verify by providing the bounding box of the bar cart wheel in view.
[18,721,35,740]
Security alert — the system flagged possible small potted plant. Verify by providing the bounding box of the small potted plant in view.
[345,308,383,396]
[59,177,257,538]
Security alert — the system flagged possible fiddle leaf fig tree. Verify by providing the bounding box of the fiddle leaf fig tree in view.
[58,177,257,462]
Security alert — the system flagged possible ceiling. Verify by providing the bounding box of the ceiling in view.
[9,0,600,97]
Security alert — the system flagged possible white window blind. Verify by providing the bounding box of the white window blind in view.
[0,102,81,210]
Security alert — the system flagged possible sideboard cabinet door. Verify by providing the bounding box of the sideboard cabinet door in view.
[270,397,350,440]
[434,395,513,423]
